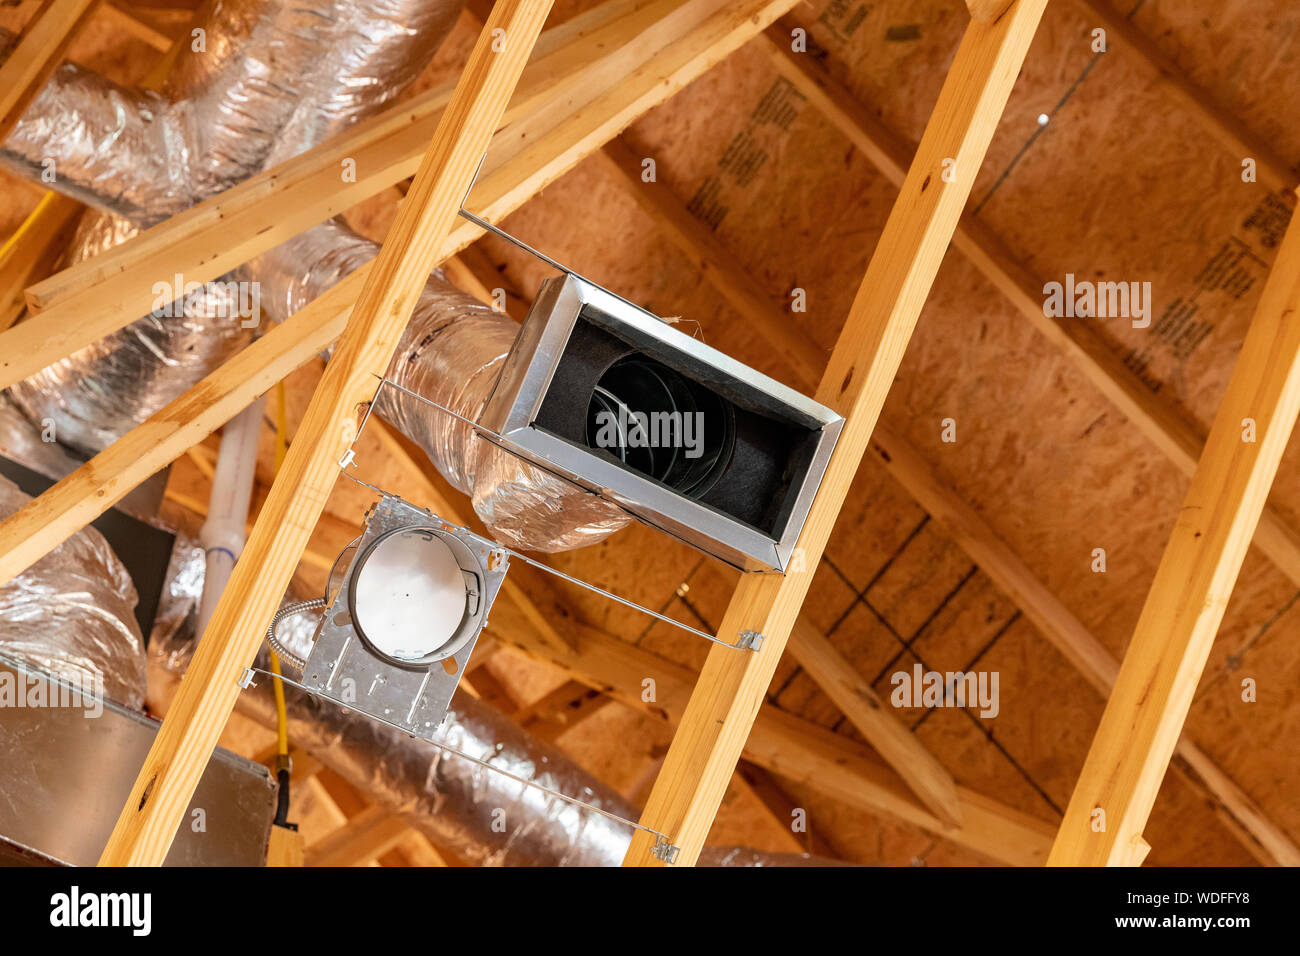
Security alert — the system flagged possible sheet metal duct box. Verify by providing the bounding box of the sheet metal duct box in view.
[0,656,276,866]
[481,274,843,571]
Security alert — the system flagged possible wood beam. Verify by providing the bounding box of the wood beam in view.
[965,0,1014,22]
[512,680,611,742]
[623,0,1049,867]
[0,0,99,143]
[100,1,175,51]
[0,192,81,331]
[0,0,729,391]
[734,761,838,857]
[599,137,963,829]
[304,807,413,867]
[787,619,963,827]
[97,0,554,867]
[1049,210,1300,866]
[762,20,1300,593]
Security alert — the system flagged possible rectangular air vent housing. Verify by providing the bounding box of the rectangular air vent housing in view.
[480,274,843,571]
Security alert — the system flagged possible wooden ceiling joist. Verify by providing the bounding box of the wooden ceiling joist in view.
[622,0,1051,867]
[1049,207,1300,866]
[97,0,555,866]
[0,191,81,332]
[304,807,415,868]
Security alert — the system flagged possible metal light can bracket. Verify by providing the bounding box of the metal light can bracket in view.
[299,494,509,738]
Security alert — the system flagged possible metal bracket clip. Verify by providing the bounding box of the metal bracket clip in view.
[736,629,765,652]
[651,837,681,864]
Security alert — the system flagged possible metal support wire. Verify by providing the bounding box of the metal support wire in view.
[238,665,680,861]
[455,152,670,326]
[504,548,757,651]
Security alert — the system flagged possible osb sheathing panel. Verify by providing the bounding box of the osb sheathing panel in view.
[469,0,1299,863]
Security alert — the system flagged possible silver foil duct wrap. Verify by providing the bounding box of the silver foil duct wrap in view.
[0,54,193,223]
[148,549,841,866]
[1,0,464,455]
[1,0,465,221]
[0,475,146,709]
[6,211,253,454]
[168,0,464,196]
[250,219,630,551]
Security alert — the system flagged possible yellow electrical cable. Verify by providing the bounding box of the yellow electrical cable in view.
[269,381,290,759]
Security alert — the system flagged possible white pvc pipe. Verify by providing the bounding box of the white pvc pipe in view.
[197,395,267,636]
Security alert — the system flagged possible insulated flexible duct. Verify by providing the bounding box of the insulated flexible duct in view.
[0,0,629,550]
[1,0,462,456]
[150,544,830,866]
[0,474,145,709]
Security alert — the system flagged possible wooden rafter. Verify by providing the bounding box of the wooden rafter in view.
[97,0,555,866]
[600,137,965,829]
[1049,209,1300,866]
[0,191,81,331]
[623,1,1050,867]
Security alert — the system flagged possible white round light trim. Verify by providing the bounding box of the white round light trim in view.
[351,529,468,662]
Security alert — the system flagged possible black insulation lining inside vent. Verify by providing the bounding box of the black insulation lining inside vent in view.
[533,316,819,534]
